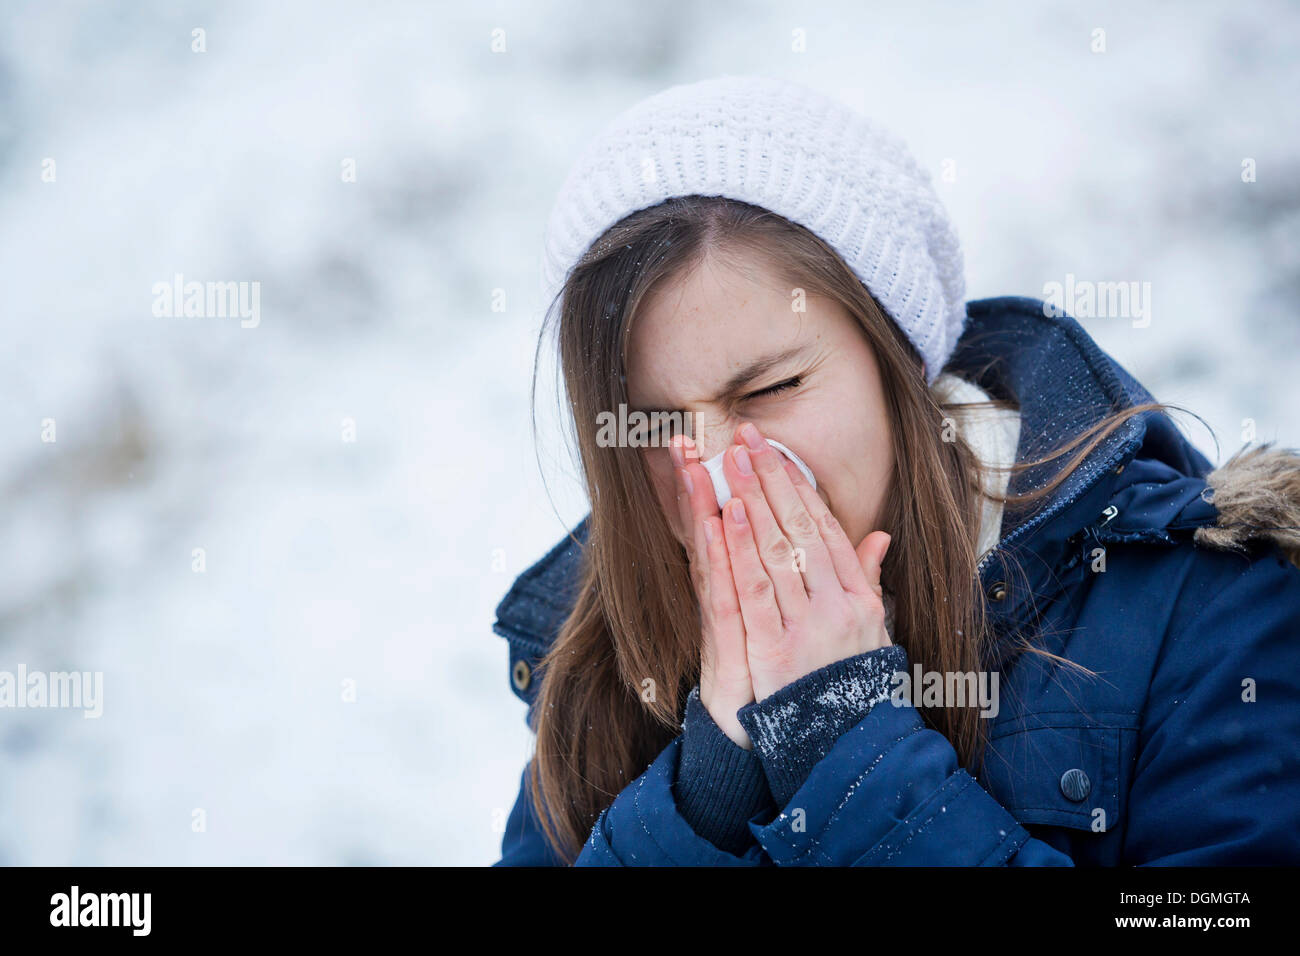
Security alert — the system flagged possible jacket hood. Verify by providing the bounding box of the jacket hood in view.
[494,296,1300,645]
[952,296,1300,630]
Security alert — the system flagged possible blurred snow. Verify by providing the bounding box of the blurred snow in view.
[0,0,1296,864]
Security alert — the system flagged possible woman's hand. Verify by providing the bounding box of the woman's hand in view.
[715,422,893,701]
[671,432,756,749]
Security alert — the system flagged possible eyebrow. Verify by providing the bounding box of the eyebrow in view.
[630,342,813,415]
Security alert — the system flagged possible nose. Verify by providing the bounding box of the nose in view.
[687,412,736,465]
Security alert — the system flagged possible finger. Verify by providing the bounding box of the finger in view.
[668,448,714,630]
[779,457,873,597]
[854,531,892,602]
[700,516,749,696]
[684,454,723,596]
[721,497,784,639]
[723,443,810,619]
[734,423,839,595]
[670,434,705,563]
[680,434,718,528]
[679,431,719,554]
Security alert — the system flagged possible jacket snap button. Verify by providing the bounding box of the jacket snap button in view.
[1060,768,1091,802]
[512,659,532,692]
[989,582,1008,602]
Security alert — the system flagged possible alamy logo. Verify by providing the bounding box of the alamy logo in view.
[595,404,693,448]
[50,886,151,936]
[152,273,260,328]
[1041,273,1151,328]
[0,666,102,718]
[890,664,1000,718]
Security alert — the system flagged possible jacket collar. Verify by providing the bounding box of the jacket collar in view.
[950,296,1217,627]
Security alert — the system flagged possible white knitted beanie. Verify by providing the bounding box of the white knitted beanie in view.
[540,74,968,385]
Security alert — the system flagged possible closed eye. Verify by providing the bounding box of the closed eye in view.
[746,376,802,400]
[642,376,803,444]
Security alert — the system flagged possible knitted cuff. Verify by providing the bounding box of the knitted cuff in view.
[736,644,909,808]
[673,686,775,855]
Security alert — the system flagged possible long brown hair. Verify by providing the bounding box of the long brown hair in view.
[526,195,1179,862]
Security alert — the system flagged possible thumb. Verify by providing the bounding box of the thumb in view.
[855,531,892,598]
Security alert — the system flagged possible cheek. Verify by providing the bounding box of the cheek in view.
[817,421,894,542]
[844,441,894,539]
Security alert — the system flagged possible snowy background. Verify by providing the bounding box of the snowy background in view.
[0,0,1296,864]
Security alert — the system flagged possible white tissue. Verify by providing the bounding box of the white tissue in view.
[701,439,817,509]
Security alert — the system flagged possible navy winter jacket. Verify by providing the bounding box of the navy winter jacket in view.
[491,296,1300,866]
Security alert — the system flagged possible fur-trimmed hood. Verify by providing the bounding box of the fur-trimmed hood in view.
[1196,444,1300,571]
[944,298,1300,628]
[933,363,1300,579]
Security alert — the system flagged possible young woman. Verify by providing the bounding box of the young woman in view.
[491,75,1300,866]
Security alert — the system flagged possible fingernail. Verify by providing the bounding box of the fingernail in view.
[734,446,753,476]
[729,499,747,525]
[740,422,764,451]
[678,467,694,495]
[682,433,698,462]
[669,439,684,468]
[704,520,715,544]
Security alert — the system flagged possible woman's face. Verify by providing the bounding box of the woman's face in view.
[625,250,895,552]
